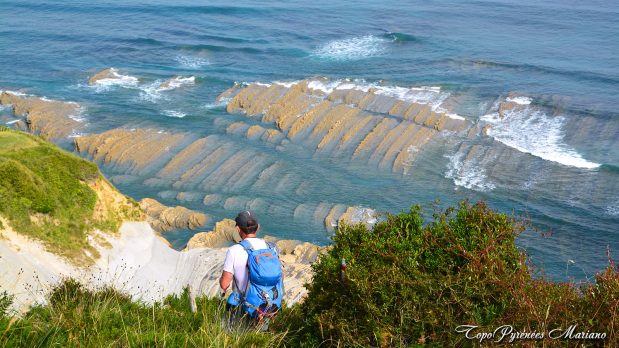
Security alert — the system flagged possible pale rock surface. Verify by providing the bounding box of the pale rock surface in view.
[0,221,313,314]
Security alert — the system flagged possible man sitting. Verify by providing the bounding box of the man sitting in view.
[219,210,283,326]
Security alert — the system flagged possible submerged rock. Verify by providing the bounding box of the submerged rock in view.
[338,206,378,230]
[88,68,118,85]
[140,198,208,232]
[158,76,195,91]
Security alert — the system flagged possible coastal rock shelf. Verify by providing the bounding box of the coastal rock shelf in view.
[221,79,470,175]
[74,127,378,234]
[3,82,616,256]
[0,91,83,140]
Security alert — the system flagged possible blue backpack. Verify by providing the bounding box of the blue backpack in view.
[229,239,283,319]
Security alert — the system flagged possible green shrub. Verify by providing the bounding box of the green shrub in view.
[280,201,618,347]
[0,291,13,319]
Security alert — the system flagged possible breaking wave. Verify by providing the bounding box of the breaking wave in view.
[138,76,195,102]
[157,76,196,92]
[305,78,461,118]
[481,100,600,169]
[163,110,187,118]
[313,35,390,61]
[90,68,139,91]
[445,152,496,192]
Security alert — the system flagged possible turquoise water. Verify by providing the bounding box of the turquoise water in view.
[0,0,617,281]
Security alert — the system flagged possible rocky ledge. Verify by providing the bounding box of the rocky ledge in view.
[140,197,208,232]
[0,91,83,140]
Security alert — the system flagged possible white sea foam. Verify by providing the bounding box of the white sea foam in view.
[175,55,209,69]
[606,199,619,216]
[91,68,139,92]
[203,99,228,109]
[313,35,389,61]
[307,79,449,110]
[163,110,187,118]
[157,76,196,92]
[307,80,342,94]
[446,113,466,120]
[445,152,496,192]
[480,102,600,169]
[348,207,378,225]
[274,80,300,88]
[68,106,87,122]
[68,130,87,138]
[505,96,532,105]
[252,82,272,87]
[2,90,28,97]
[138,82,166,102]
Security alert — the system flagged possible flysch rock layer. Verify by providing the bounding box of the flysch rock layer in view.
[0,221,313,314]
[140,198,208,232]
[0,91,83,140]
[220,79,471,174]
[75,128,191,175]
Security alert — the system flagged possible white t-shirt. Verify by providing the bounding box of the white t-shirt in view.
[222,237,268,295]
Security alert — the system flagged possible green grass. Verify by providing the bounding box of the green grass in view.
[0,129,120,263]
[0,200,617,346]
[0,129,38,152]
[0,280,285,347]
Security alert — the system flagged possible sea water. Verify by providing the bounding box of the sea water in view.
[0,0,617,281]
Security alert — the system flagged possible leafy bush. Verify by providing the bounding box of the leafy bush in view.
[280,201,618,347]
[0,291,13,319]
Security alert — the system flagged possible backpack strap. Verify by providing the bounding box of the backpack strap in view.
[266,241,279,255]
[239,239,253,253]
[238,239,254,298]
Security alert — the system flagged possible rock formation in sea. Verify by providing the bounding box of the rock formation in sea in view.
[220,79,470,175]
[88,68,120,85]
[140,198,208,232]
[0,91,83,140]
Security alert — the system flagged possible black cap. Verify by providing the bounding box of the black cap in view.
[235,210,258,229]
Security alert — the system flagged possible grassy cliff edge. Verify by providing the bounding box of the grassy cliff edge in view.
[0,127,142,264]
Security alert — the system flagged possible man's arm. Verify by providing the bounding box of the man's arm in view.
[220,271,233,293]
[220,248,235,294]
